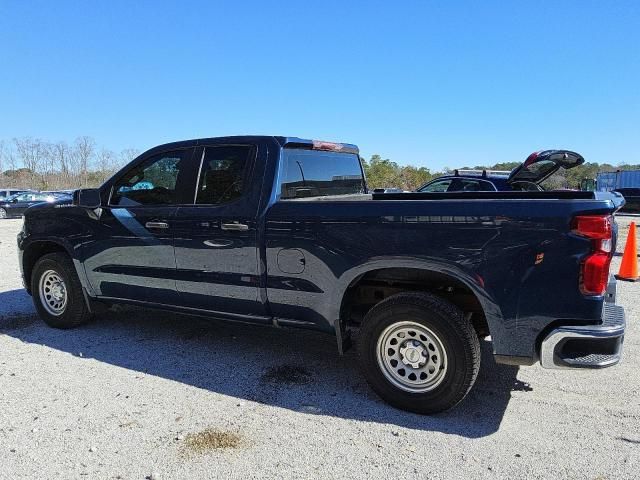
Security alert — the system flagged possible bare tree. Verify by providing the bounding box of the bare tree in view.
[2,137,141,189]
[95,148,117,184]
[1,144,19,188]
[13,137,48,188]
[0,140,5,175]
[73,136,96,187]
[119,148,140,167]
[49,142,72,188]
[53,142,70,174]
[42,141,55,180]
[96,148,115,172]
[6,146,17,172]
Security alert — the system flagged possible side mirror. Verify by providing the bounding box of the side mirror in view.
[74,189,102,208]
[11,198,18,203]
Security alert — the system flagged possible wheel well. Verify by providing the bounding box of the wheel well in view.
[22,242,68,293]
[340,268,489,337]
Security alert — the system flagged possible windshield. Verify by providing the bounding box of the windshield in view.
[520,160,557,178]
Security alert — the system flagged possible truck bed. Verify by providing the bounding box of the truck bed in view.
[287,190,624,205]
[372,191,598,200]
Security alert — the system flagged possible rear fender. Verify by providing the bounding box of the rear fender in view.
[332,257,503,352]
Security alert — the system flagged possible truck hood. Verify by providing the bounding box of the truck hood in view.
[507,150,584,185]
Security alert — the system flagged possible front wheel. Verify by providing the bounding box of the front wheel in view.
[357,292,480,414]
[0,208,7,219]
[31,252,92,329]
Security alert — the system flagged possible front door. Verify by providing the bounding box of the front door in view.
[172,144,268,321]
[83,148,195,304]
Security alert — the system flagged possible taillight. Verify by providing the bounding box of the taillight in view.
[312,140,345,152]
[572,215,612,239]
[572,215,613,295]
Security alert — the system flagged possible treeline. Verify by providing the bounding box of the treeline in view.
[0,137,139,190]
[2,137,639,192]
[361,155,441,191]
[363,155,640,191]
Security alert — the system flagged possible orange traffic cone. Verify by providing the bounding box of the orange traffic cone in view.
[616,222,639,282]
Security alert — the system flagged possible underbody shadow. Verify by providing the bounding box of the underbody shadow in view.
[0,288,526,438]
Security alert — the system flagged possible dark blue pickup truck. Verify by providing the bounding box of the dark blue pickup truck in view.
[17,136,626,413]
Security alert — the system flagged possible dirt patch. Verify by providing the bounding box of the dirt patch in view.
[118,420,140,429]
[261,365,312,385]
[0,313,39,331]
[182,428,243,455]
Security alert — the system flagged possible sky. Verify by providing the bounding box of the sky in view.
[1,1,638,171]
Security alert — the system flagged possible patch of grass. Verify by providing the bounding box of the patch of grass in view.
[261,365,311,385]
[182,428,243,455]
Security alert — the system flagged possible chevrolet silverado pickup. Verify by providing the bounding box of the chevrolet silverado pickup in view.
[17,136,626,413]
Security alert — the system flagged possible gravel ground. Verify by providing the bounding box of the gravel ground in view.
[1,215,639,479]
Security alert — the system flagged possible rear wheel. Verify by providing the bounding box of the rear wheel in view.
[357,292,480,414]
[31,252,92,328]
[0,208,7,219]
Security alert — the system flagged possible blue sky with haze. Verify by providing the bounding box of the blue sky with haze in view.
[1,1,638,170]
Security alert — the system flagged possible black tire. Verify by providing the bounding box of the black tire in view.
[0,208,7,219]
[31,252,92,329]
[357,292,480,414]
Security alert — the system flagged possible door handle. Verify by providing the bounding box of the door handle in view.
[145,221,169,229]
[221,222,249,231]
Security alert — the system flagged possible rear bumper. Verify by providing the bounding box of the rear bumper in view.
[540,302,625,369]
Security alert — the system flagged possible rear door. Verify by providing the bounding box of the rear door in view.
[83,148,195,304]
[265,146,366,326]
[172,143,269,320]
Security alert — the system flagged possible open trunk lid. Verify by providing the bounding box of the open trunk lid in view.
[507,150,585,185]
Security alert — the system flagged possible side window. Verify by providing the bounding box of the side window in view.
[420,179,453,192]
[195,146,253,205]
[280,150,364,199]
[453,179,496,192]
[111,150,187,206]
[475,180,497,191]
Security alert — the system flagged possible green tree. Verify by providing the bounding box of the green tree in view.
[363,155,436,191]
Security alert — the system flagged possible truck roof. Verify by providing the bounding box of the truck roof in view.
[143,136,359,157]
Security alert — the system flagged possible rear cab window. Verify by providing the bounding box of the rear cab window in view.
[280,149,365,199]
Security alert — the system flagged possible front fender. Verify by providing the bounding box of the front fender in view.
[20,209,94,297]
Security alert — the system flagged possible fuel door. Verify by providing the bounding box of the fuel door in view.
[277,248,306,274]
